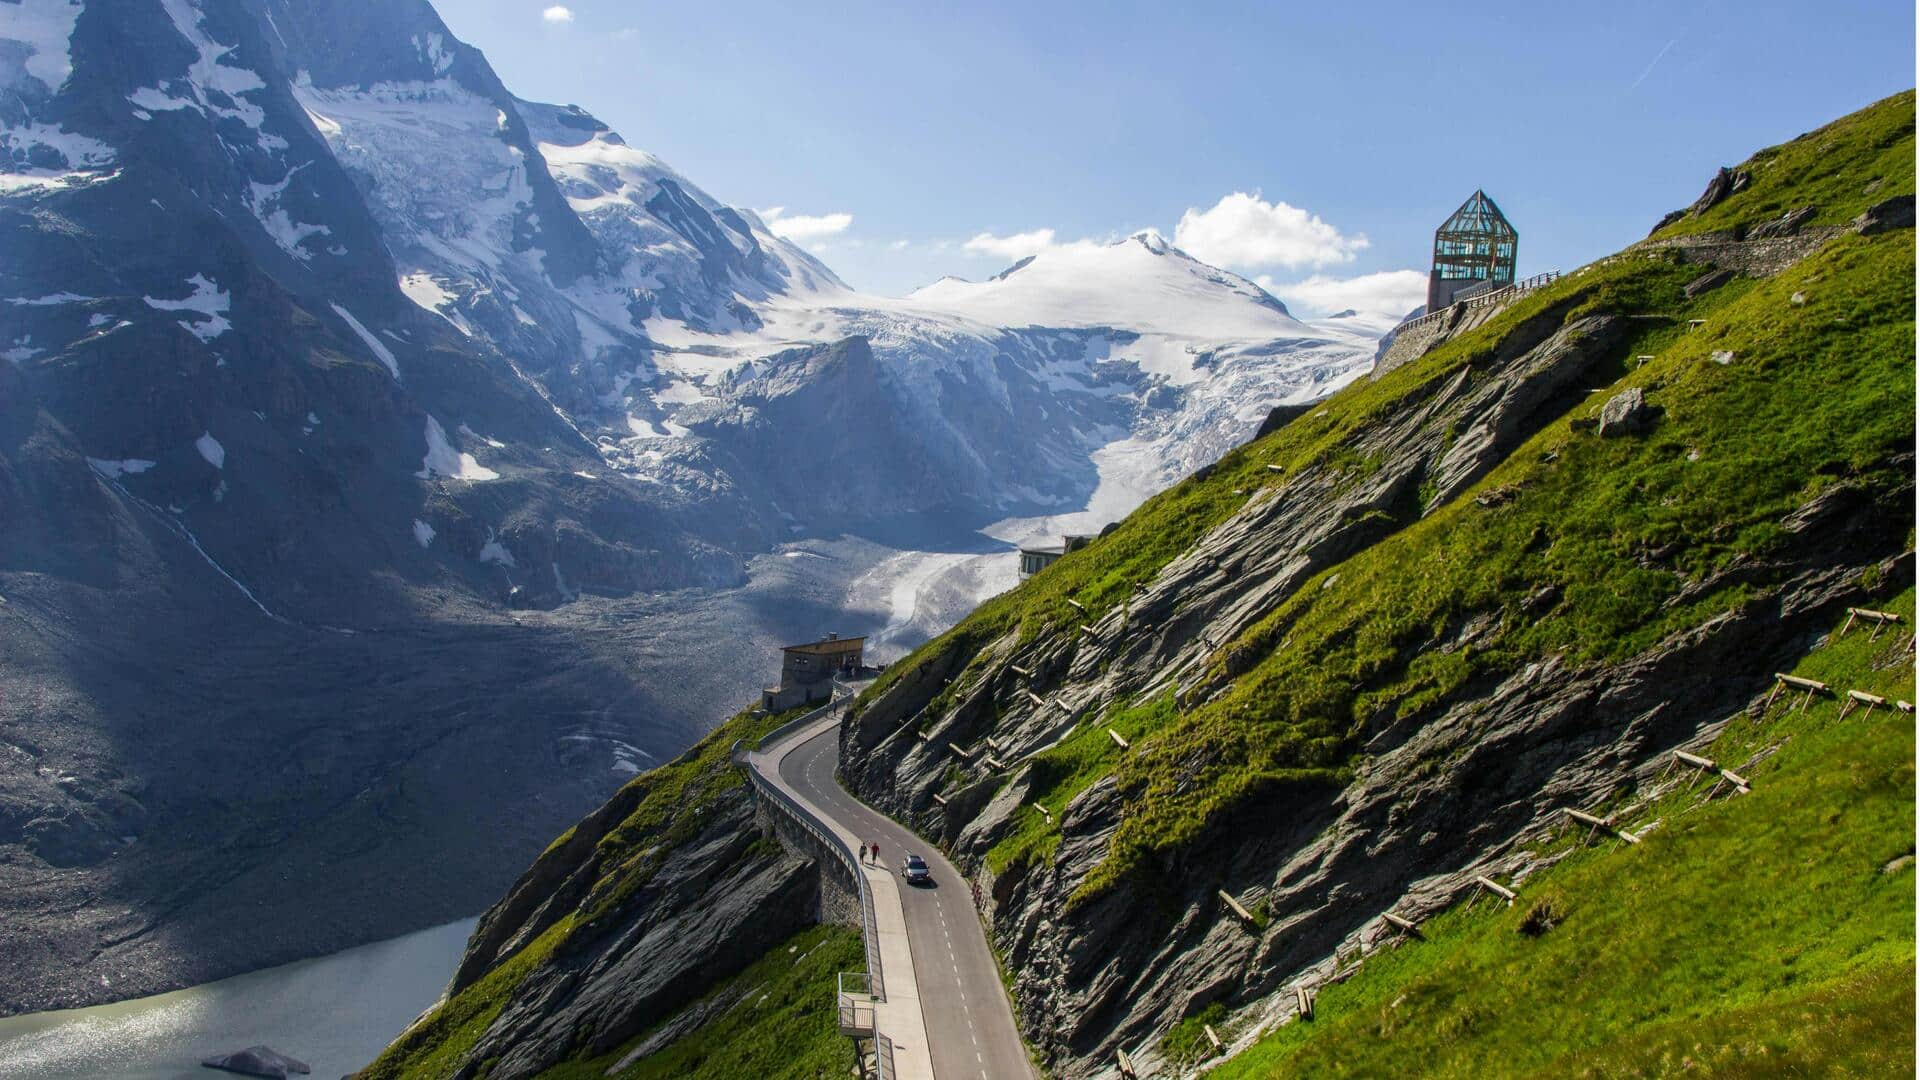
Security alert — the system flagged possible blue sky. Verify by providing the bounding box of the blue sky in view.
[435,0,1914,314]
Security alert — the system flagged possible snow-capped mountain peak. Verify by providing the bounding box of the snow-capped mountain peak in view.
[905,229,1299,341]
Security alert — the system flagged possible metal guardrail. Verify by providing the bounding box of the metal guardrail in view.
[875,1033,897,1080]
[737,692,886,1002]
[1398,270,1562,333]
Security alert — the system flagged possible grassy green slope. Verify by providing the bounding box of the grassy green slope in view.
[1654,89,1914,238]
[863,92,1915,909]
[1207,589,1915,1078]
[541,924,863,1080]
[359,702,827,1080]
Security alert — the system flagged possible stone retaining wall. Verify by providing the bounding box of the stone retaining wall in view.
[757,797,862,930]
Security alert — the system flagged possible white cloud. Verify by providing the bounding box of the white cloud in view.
[961,228,1116,261]
[1258,269,1428,319]
[962,228,1056,261]
[888,239,910,251]
[541,5,574,24]
[1174,192,1367,271]
[761,207,853,242]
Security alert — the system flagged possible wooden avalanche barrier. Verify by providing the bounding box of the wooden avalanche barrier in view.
[1108,728,1131,750]
[1026,690,1046,708]
[1079,623,1099,639]
[1382,912,1421,938]
[1295,986,1315,1020]
[1706,767,1750,799]
[1010,665,1031,677]
[1565,807,1642,843]
[947,742,974,760]
[1839,688,1889,720]
[1116,1047,1139,1079]
[1265,463,1285,473]
[1205,1022,1224,1050]
[1065,598,1086,615]
[983,755,1009,772]
[1033,803,1051,822]
[931,793,948,807]
[1671,749,1716,771]
[1839,606,1902,640]
[1764,672,1831,713]
[1473,875,1517,906]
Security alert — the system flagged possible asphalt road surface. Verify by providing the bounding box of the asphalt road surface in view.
[778,724,1036,1080]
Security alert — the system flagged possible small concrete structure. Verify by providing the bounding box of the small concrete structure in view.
[762,633,866,712]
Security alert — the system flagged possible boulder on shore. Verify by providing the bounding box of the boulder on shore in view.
[201,1046,312,1079]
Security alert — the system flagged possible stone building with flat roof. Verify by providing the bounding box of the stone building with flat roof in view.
[762,633,866,712]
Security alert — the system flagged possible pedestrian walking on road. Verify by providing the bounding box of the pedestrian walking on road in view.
[858,842,867,862]
[871,840,881,865]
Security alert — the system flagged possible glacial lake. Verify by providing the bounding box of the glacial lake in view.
[0,918,475,1080]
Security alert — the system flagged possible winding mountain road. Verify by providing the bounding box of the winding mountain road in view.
[749,710,1035,1080]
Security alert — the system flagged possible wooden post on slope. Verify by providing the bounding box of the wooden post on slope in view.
[1116,1047,1139,1079]
[1205,1022,1224,1051]
[1295,985,1315,1020]
[1108,728,1131,750]
[1382,912,1421,939]
[1218,889,1257,926]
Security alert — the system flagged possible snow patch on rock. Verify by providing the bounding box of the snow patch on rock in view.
[194,432,225,468]
[327,303,401,378]
[416,416,499,482]
[144,275,231,340]
[86,457,157,480]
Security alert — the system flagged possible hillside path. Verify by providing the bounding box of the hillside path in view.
[748,710,1036,1080]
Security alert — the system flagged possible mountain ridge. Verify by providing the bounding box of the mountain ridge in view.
[0,0,1376,1013]
[360,89,1915,1079]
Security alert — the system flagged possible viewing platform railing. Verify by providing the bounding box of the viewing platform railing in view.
[1398,270,1561,334]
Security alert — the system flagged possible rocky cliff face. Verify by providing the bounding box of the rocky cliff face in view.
[356,707,857,1080]
[835,99,1916,1076]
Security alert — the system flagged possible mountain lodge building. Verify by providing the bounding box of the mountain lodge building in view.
[762,633,866,712]
[1017,534,1094,579]
[1427,189,1518,311]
